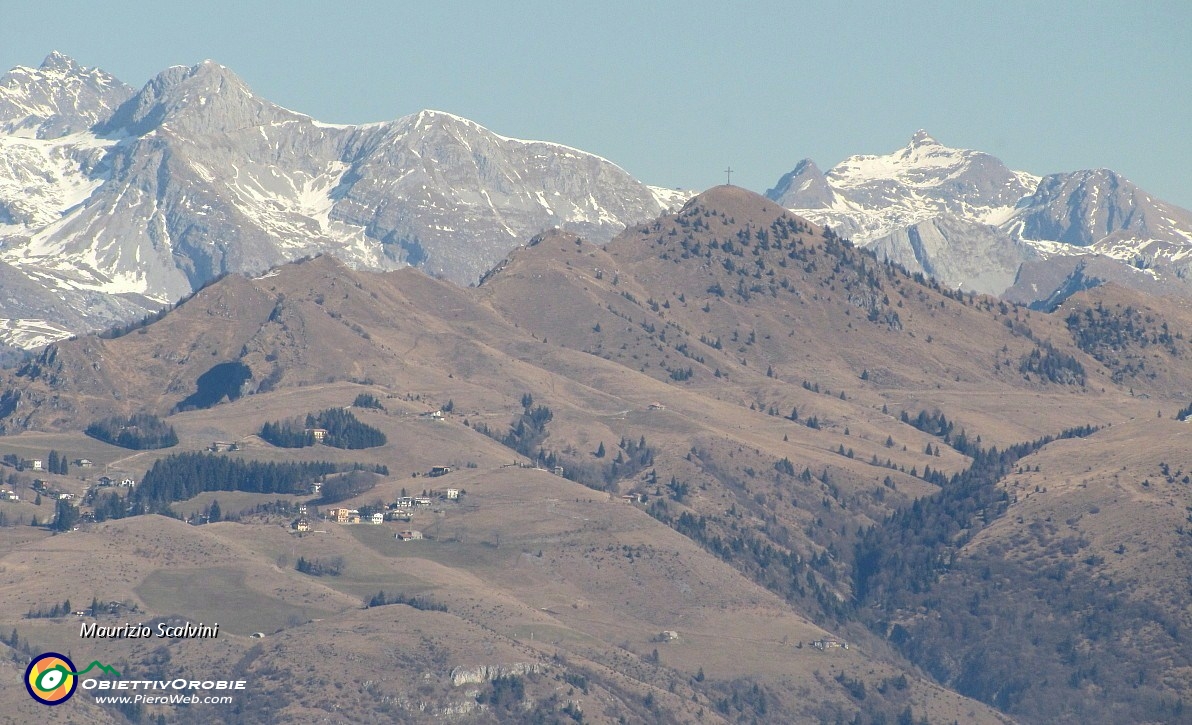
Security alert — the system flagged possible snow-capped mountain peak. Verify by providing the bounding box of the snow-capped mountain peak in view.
[765,159,835,210]
[39,51,82,73]
[827,131,1031,196]
[767,134,1192,303]
[0,54,672,347]
[770,132,1038,248]
[0,52,133,138]
[908,128,939,147]
[99,59,288,138]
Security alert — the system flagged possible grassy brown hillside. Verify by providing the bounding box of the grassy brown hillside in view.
[1056,283,1192,394]
[0,464,1003,724]
[870,418,1192,723]
[1,186,1191,722]
[480,187,1155,445]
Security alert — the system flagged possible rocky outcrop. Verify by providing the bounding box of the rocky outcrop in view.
[449,662,546,687]
[869,216,1037,295]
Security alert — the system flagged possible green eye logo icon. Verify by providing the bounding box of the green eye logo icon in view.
[25,653,78,705]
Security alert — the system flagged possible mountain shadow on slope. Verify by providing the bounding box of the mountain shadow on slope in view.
[174,361,253,411]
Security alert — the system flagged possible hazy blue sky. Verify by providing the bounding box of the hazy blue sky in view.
[4,1,1190,206]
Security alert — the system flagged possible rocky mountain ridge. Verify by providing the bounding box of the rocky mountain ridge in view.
[768,132,1192,302]
[4,52,1191,348]
[0,53,676,348]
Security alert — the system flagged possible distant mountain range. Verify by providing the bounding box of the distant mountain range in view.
[0,53,683,347]
[767,131,1192,304]
[3,52,1192,350]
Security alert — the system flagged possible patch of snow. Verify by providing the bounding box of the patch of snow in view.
[648,185,694,211]
[0,131,115,231]
[0,318,74,349]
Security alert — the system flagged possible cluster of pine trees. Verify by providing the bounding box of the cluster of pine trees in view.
[712,679,775,720]
[260,408,386,449]
[1066,302,1180,358]
[1177,401,1192,421]
[314,470,383,504]
[539,435,656,489]
[474,393,663,492]
[2,452,67,473]
[1065,302,1182,383]
[352,393,384,409]
[130,452,341,512]
[852,424,1099,609]
[98,305,172,339]
[52,499,79,532]
[310,408,386,448]
[258,420,315,447]
[85,413,178,450]
[500,394,552,455]
[26,599,73,619]
[472,393,552,458]
[90,491,128,522]
[898,409,981,456]
[647,499,846,622]
[1019,341,1086,385]
[45,450,69,475]
[479,675,527,712]
[296,556,344,576]
[365,591,446,611]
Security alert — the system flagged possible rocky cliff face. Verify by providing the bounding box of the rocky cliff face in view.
[868,216,1036,295]
[448,662,546,687]
[1011,168,1192,251]
[324,109,664,283]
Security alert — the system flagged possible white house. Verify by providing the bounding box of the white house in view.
[370,512,384,525]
